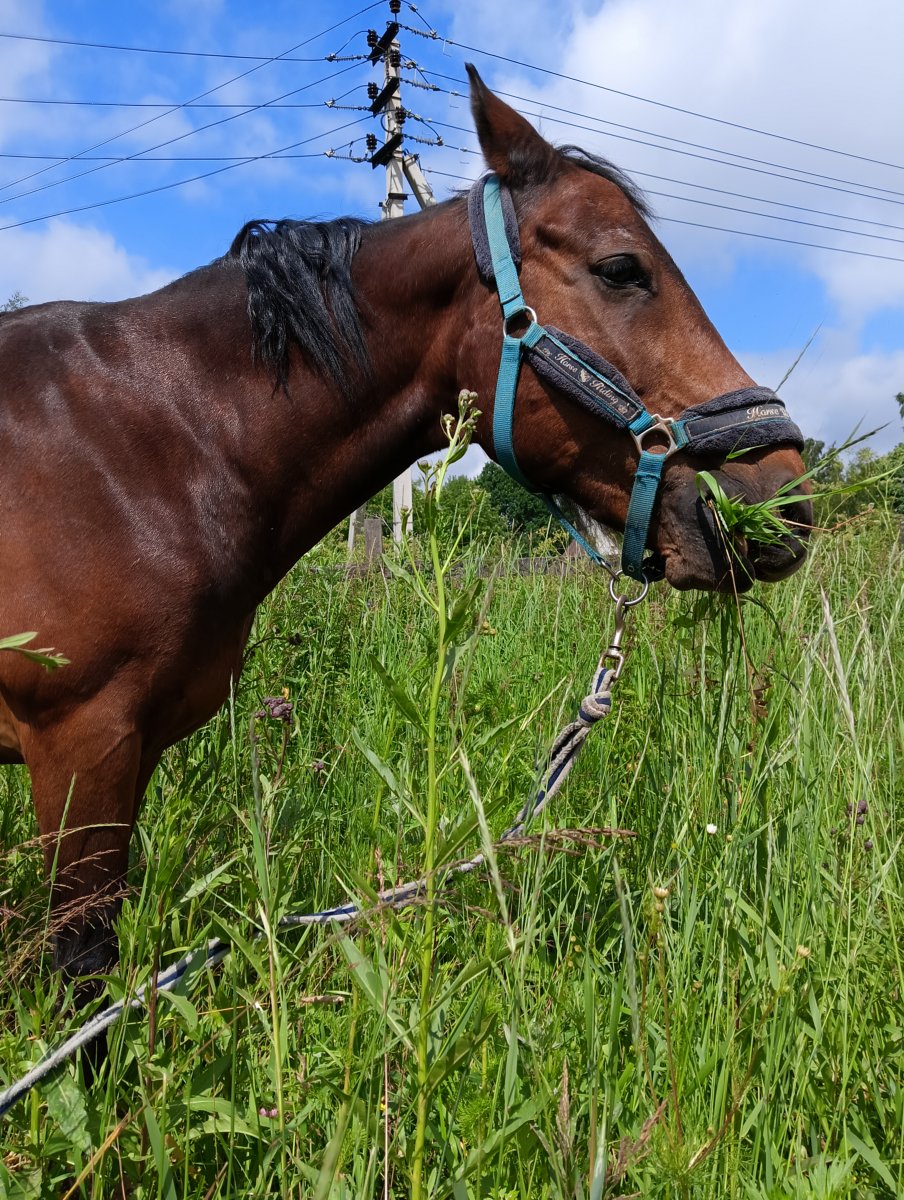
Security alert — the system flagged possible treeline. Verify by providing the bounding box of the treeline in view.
[351,427,904,555]
[802,426,904,524]
[345,463,569,555]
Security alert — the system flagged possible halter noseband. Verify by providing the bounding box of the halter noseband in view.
[469,174,804,581]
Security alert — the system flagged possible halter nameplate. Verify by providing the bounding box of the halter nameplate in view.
[470,174,804,581]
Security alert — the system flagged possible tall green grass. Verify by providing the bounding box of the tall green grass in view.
[0,495,902,1197]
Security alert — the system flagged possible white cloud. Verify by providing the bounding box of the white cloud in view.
[472,0,904,323]
[743,337,904,454]
[0,218,176,303]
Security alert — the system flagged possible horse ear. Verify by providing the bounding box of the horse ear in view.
[466,64,560,187]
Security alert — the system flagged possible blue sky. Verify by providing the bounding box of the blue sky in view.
[1,0,902,458]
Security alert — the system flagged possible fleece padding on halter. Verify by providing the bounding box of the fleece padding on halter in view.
[468,174,521,287]
[678,388,804,456]
[525,329,803,457]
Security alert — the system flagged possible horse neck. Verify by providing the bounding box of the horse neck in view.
[199,200,478,596]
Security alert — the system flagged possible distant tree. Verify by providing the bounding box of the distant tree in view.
[476,462,552,535]
[801,437,844,489]
[356,475,507,555]
[1,291,27,312]
[896,391,904,425]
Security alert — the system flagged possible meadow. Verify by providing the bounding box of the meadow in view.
[0,452,902,1198]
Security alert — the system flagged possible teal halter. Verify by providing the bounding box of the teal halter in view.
[470,174,804,581]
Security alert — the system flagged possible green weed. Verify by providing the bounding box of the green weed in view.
[0,446,902,1196]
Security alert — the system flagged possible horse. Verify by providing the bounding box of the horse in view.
[0,67,811,985]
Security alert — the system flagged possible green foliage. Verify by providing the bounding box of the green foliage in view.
[475,462,553,537]
[0,292,27,313]
[1,487,902,1196]
[0,632,68,671]
[798,434,904,525]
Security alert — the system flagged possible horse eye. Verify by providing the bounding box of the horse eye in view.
[592,255,649,289]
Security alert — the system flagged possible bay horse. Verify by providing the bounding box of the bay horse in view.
[0,68,811,983]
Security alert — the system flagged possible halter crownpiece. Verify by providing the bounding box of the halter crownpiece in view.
[468,173,804,581]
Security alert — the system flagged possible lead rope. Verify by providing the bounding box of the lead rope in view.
[0,578,646,1120]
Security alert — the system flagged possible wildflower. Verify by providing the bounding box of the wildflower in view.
[257,696,293,723]
[705,823,717,835]
[258,1106,279,1120]
[311,759,327,773]
[796,945,811,959]
[864,839,874,851]
[652,885,670,899]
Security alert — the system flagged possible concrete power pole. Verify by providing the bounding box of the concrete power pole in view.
[348,13,436,553]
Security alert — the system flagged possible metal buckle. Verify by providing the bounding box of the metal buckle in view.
[633,415,679,459]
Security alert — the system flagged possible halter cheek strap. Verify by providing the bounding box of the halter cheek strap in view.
[471,174,804,581]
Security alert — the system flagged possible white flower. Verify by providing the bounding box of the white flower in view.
[705,823,718,835]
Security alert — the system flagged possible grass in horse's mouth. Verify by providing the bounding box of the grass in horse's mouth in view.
[697,430,897,558]
[695,469,808,552]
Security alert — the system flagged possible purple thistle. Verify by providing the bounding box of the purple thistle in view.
[256,696,293,723]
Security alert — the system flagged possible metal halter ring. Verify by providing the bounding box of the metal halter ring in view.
[632,415,681,459]
[503,306,538,337]
[608,570,650,607]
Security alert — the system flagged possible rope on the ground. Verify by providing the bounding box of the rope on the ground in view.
[0,664,615,1120]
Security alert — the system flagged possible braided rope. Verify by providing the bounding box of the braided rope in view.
[0,666,614,1119]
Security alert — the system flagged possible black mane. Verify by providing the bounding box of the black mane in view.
[227,146,649,391]
[227,216,371,391]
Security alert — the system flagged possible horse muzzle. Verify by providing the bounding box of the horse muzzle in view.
[657,461,813,592]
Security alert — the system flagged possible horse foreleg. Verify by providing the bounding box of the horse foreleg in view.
[25,711,143,982]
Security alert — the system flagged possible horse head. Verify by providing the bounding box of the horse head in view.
[462,67,811,591]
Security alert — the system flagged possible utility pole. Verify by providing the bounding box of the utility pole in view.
[347,5,436,554]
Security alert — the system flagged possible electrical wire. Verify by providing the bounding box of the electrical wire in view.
[421,166,904,264]
[427,137,897,243]
[429,132,904,244]
[401,5,904,176]
[0,4,382,198]
[0,117,371,233]
[0,4,385,61]
[428,115,904,211]
[0,61,367,207]
[0,96,356,109]
[422,74,904,204]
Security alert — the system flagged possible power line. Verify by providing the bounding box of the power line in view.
[0,62,367,207]
[0,6,381,198]
[430,137,904,247]
[661,216,904,263]
[430,132,904,245]
[0,152,355,161]
[422,167,904,264]
[0,118,371,233]
[401,9,904,177]
[0,5,385,61]
[642,188,904,247]
[429,116,904,211]
[0,97,349,109]
[10,82,903,231]
[624,169,904,234]
[424,80,904,204]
